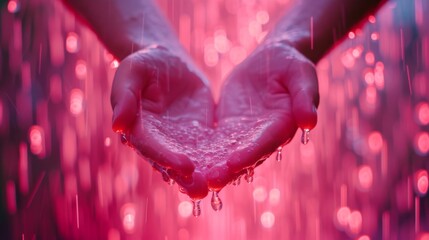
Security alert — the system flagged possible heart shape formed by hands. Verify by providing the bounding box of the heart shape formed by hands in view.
[113,43,318,201]
[123,111,290,200]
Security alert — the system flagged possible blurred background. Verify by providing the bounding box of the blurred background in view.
[0,0,428,239]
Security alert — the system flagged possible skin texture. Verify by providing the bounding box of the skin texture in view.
[63,0,387,199]
[217,42,319,175]
[112,46,214,199]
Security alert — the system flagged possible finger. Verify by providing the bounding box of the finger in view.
[129,116,195,176]
[171,171,208,200]
[283,61,319,130]
[206,164,235,191]
[111,55,148,132]
[226,114,297,173]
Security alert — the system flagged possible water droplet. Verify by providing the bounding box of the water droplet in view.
[276,147,282,162]
[192,200,201,217]
[211,191,223,211]
[301,129,310,145]
[168,179,175,186]
[161,171,170,183]
[245,168,254,183]
[120,134,128,145]
[233,176,241,186]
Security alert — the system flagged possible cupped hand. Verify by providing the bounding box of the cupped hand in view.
[111,46,215,199]
[215,42,319,179]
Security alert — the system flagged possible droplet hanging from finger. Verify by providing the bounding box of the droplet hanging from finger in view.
[192,200,201,217]
[211,191,223,211]
[301,129,310,145]
[276,146,282,162]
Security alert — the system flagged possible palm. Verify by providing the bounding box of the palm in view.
[216,43,319,175]
[112,47,214,199]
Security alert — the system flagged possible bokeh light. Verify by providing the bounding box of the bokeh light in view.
[66,32,79,53]
[70,89,84,115]
[121,203,136,233]
[260,211,275,228]
[358,165,373,190]
[336,207,351,228]
[253,186,267,202]
[414,170,428,196]
[415,102,429,125]
[178,201,193,218]
[414,132,429,155]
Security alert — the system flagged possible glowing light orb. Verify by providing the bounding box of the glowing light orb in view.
[253,186,267,202]
[336,207,351,228]
[29,126,44,156]
[368,131,383,153]
[348,210,362,234]
[260,211,275,228]
[256,11,269,24]
[7,0,19,13]
[121,203,136,233]
[66,32,79,53]
[414,132,429,155]
[358,165,373,190]
[70,89,84,115]
[358,235,371,240]
[110,59,119,69]
[178,201,193,218]
[269,188,281,205]
[416,102,429,125]
[415,170,428,196]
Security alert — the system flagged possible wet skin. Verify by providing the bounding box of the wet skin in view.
[111,43,319,200]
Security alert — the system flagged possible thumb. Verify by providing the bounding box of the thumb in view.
[111,55,148,132]
[284,61,319,130]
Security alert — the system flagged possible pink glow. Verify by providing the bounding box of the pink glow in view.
[416,102,429,125]
[260,211,275,228]
[256,11,270,24]
[6,180,17,214]
[75,60,87,80]
[368,131,383,153]
[415,132,429,155]
[336,207,351,228]
[364,71,374,85]
[419,233,429,240]
[214,30,231,54]
[253,186,267,202]
[66,32,79,53]
[357,235,371,240]
[121,203,136,233]
[370,32,379,41]
[365,52,375,65]
[110,59,119,69]
[7,0,18,13]
[19,143,29,194]
[269,188,281,205]
[348,210,362,235]
[70,88,84,115]
[358,165,373,190]
[107,228,121,240]
[29,125,45,157]
[415,170,428,195]
[0,100,3,127]
[178,201,193,218]
[204,44,219,67]
[2,0,429,239]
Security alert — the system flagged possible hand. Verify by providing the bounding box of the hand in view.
[111,46,214,199]
[216,42,319,177]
